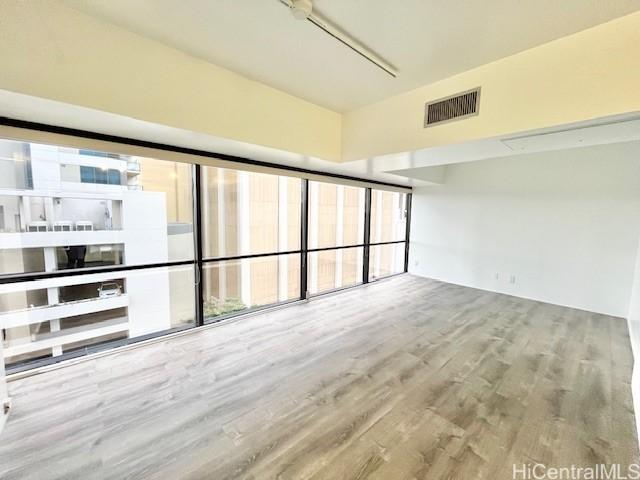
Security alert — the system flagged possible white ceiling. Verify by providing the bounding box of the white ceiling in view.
[383,113,640,182]
[63,0,640,112]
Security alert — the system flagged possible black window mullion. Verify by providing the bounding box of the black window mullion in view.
[201,250,302,263]
[193,164,204,327]
[300,179,309,300]
[0,117,410,191]
[363,188,372,284]
[0,259,196,284]
[307,243,365,254]
[367,240,406,247]
[2,142,410,373]
[404,193,412,273]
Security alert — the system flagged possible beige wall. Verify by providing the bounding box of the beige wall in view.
[0,0,341,162]
[1,1,638,167]
[312,183,365,290]
[200,168,302,308]
[342,11,640,161]
[138,158,193,224]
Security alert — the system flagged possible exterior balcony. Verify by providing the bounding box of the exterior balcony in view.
[57,150,128,171]
[0,294,130,360]
[3,316,129,359]
[0,294,129,329]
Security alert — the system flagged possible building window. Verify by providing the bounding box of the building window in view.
[308,247,363,295]
[0,139,196,370]
[306,181,366,295]
[369,189,408,281]
[202,253,300,320]
[0,140,33,190]
[0,266,195,366]
[370,189,407,243]
[370,243,405,280]
[79,165,123,185]
[308,181,365,248]
[200,167,302,321]
[0,136,410,372]
[201,168,301,258]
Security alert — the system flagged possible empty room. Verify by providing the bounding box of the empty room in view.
[1,1,640,479]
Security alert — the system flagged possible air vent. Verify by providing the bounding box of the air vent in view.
[424,88,481,127]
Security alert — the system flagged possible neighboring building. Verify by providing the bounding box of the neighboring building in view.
[0,140,406,368]
[0,141,182,365]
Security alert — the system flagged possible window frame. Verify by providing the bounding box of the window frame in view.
[0,118,411,373]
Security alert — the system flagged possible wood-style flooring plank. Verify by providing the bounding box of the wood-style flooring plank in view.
[0,275,637,480]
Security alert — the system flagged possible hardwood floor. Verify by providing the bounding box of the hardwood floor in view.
[0,275,637,479]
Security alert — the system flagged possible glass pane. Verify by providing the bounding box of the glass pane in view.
[308,247,363,295]
[0,140,32,189]
[1,265,195,368]
[202,168,301,258]
[0,248,45,275]
[0,194,125,232]
[56,244,124,270]
[202,253,300,321]
[308,181,365,249]
[0,244,124,275]
[370,243,405,280]
[135,156,194,262]
[370,190,407,243]
[0,138,195,276]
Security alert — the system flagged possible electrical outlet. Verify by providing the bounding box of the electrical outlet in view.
[495,273,499,280]
[509,275,516,284]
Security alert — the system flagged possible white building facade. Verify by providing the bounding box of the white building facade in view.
[0,141,178,366]
[0,139,407,371]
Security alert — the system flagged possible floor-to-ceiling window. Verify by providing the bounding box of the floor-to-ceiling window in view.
[369,189,409,280]
[0,140,196,371]
[307,181,365,295]
[0,131,410,373]
[200,167,301,320]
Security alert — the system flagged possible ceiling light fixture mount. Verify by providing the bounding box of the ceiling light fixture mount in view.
[290,0,312,20]
[277,0,397,78]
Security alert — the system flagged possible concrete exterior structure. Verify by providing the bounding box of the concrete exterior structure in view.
[0,141,175,364]
[0,140,406,368]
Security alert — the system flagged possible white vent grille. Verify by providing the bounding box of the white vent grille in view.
[424,88,481,127]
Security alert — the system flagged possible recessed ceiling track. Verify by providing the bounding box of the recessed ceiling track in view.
[277,0,397,78]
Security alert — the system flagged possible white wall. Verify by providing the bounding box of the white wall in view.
[126,267,171,337]
[409,141,640,317]
[627,239,640,441]
[121,191,168,265]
